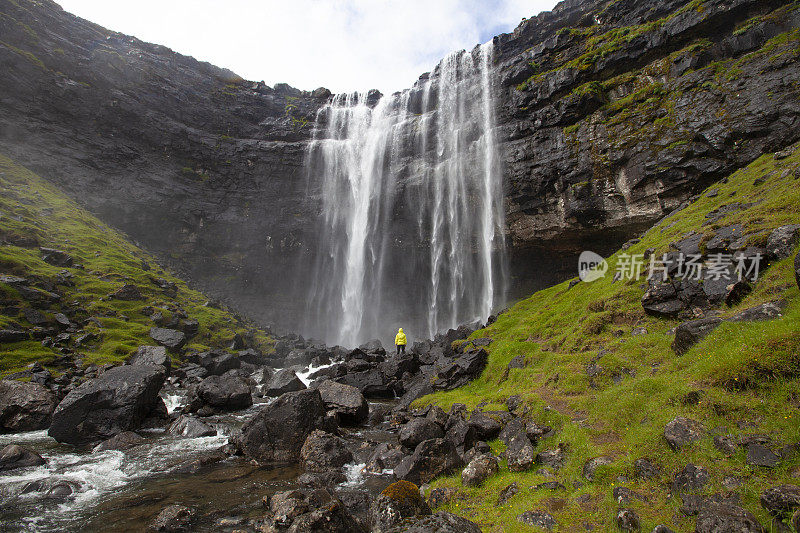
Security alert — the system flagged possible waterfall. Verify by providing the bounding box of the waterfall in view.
[303,41,506,347]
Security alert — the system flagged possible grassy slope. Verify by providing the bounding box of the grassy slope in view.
[0,154,274,374]
[418,147,800,531]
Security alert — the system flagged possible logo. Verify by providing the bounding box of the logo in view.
[579,251,608,282]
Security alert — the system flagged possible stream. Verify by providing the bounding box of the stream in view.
[0,363,398,532]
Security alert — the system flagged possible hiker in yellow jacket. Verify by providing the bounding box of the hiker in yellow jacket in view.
[394,328,407,355]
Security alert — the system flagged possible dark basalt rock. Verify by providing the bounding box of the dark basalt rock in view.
[433,349,488,390]
[399,418,444,449]
[506,434,536,472]
[371,480,431,532]
[672,464,710,494]
[151,504,197,532]
[766,224,800,259]
[616,508,641,532]
[236,389,329,464]
[0,444,45,471]
[696,502,763,533]
[671,318,723,355]
[109,284,144,301]
[48,365,165,446]
[461,453,499,486]
[195,373,252,411]
[388,511,482,533]
[664,416,704,450]
[39,248,73,267]
[299,429,352,472]
[0,379,56,432]
[315,379,368,425]
[149,327,186,352]
[264,368,306,397]
[198,350,240,376]
[394,438,463,486]
[127,345,171,375]
[168,415,216,438]
[517,509,557,530]
[760,484,800,515]
[94,431,146,451]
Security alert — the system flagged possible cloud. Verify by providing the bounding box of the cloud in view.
[57,0,559,93]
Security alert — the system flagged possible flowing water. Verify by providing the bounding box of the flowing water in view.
[303,41,507,347]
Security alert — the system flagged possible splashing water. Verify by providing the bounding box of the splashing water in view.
[303,41,506,347]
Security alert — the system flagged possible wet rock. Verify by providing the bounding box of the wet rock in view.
[696,502,763,533]
[128,345,171,375]
[506,434,536,472]
[399,417,444,449]
[359,339,385,355]
[497,482,519,505]
[39,248,73,267]
[46,480,79,499]
[0,379,56,432]
[517,509,557,530]
[149,327,186,352]
[49,365,165,445]
[671,318,722,355]
[196,373,252,411]
[616,508,640,531]
[198,350,241,376]
[583,456,613,481]
[766,225,800,259]
[746,443,780,468]
[433,348,488,390]
[429,487,458,508]
[265,368,306,397]
[296,470,347,487]
[445,418,478,458]
[366,442,405,472]
[300,429,353,472]
[168,415,216,438]
[0,444,45,470]
[672,464,710,494]
[371,480,431,532]
[760,484,800,514]
[390,511,481,532]
[286,496,366,533]
[150,504,197,532]
[394,438,463,486]
[461,453,498,486]
[237,389,329,464]
[268,490,309,527]
[94,431,146,451]
[109,284,144,300]
[315,379,368,425]
[664,416,704,450]
[634,458,661,480]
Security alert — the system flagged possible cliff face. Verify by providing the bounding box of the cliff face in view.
[1,0,799,331]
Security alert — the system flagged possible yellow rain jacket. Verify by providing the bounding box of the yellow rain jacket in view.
[394,328,407,346]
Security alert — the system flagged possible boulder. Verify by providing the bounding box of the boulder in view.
[394,438,463,486]
[337,369,394,398]
[746,443,780,468]
[468,411,502,440]
[760,484,800,514]
[730,301,786,322]
[366,442,405,472]
[506,434,536,472]
[672,464,710,494]
[664,416,704,450]
[497,482,519,505]
[0,329,28,342]
[433,349,487,390]
[696,502,763,533]
[0,444,45,471]
[671,318,722,355]
[151,504,196,532]
[109,284,144,300]
[517,510,557,530]
[168,415,216,438]
[49,365,165,445]
[286,497,366,533]
[198,350,240,376]
[0,379,56,432]
[300,429,353,472]
[388,511,482,533]
[536,444,566,470]
[766,224,800,259]
[196,373,252,411]
[128,345,171,376]
[94,431,146,451]
[265,368,306,397]
[399,418,444,449]
[149,327,186,352]
[461,453,498,486]
[237,389,329,464]
[316,380,368,425]
[445,418,477,457]
[371,480,431,532]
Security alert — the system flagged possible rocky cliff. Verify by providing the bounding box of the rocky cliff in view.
[1,0,799,330]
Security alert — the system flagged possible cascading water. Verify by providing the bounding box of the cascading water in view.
[303,41,506,347]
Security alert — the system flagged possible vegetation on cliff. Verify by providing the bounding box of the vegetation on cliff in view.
[418,145,800,531]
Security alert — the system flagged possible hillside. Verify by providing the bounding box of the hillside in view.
[417,144,800,531]
[0,154,275,376]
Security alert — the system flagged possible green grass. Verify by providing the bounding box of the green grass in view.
[416,145,800,531]
[0,155,276,374]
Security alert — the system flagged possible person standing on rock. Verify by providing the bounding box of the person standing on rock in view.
[394,328,407,355]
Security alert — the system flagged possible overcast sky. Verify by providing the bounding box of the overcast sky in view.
[57,0,560,94]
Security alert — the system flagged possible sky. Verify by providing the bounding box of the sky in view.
[57,0,560,94]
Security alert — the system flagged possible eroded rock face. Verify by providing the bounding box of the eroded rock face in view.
[48,365,165,446]
[0,380,56,432]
